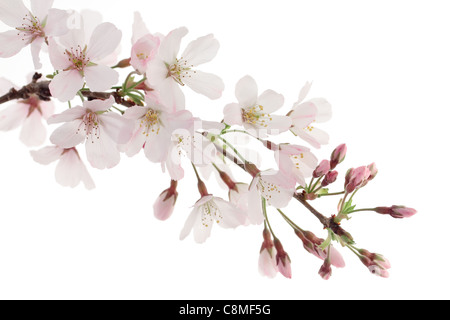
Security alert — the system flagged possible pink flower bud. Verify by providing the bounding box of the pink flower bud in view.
[153,181,178,221]
[322,171,338,187]
[359,253,390,278]
[330,144,347,169]
[259,229,278,278]
[345,166,371,193]
[319,259,332,280]
[375,206,417,219]
[367,163,378,181]
[313,160,331,178]
[274,239,292,279]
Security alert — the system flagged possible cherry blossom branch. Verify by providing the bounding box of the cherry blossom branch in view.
[0,73,137,108]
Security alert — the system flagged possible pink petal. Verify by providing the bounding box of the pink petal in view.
[0,103,29,131]
[30,36,44,69]
[179,206,200,241]
[47,106,86,125]
[44,9,70,37]
[265,115,292,134]
[124,126,146,157]
[259,249,278,278]
[247,185,264,225]
[85,132,121,170]
[330,246,346,268]
[19,109,46,147]
[132,12,149,44]
[39,101,55,120]
[291,102,317,129]
[153,191,176,221]
[214,198,247,228]
[310,98,332,123]
[83,96,115,113]
[143,129,171,163]
[0,30,26,58]
[158,27,188,63]
[30,146,63,165]
[55,149,84,188]
[99,112,134,145]
[87,22,122,61]
[84,65,119,92]
[49,70,85,102]
[0,78,17,95]
[145,57,169,88]
[257,90,285,114]
[50,120,86,148]
[158,78,185,112]
[181,34,219,66]
[130,34,160,74]
[236,75,258,107]
[0,0,29,28]
[297,82,313,104]
[223,103,244,126]
[183,70,224,100]
[48,38,71,70]
[30,0,54,21]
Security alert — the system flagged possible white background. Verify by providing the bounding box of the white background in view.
[0,0,448,300]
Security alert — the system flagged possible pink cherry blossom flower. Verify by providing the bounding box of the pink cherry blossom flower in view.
[229,183,250,214]
[179,195,246,244]
[319,259,333,280]
[0,78,54,147]
[122,94,192,164]
[129,12,161,74]
[146,27,224,111]
[259,229,278,278]
[0,0,69,69]
[153,180,178,221]
[345,166,372,193]
[375,206,417,219]
[48,22,122,102]
[275,144,318,187]
[289,82,332,148]
[30,146,95,190]
[47,97,134,170]
[248,170,296,225]
[359,255,390,278]
[224,76,292,137]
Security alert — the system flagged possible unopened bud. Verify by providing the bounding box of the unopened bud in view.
[318,259,332,280]
[367,163,378,181]
[330,144,347,169]
[322,171,338,187]
[114,58,131,68]
[345,166,371,193]
[274,238,292,279]
[375,206,417,219]
[245,162,261,178]
[313,160,331,178]
[219,171,237,191]
[197,181,209,197]
[153,180,178,221]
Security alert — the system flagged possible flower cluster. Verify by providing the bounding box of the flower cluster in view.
[0,0,416,280]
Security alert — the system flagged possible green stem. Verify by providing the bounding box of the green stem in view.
[319,191,346,197]
[262,198,277,239]
[191,162,202,182]
[349,208,377,214]
[277,209,303,232]
[216,136,247,163]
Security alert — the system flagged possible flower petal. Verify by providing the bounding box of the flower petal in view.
[87,22,122,61]
[247,184,264,225]
[0,30,26,58]
[0,103,29,131]
[84,65,119,92]
[99,112,134,145]
[297,82,313,104]
[19,109,46,147]
[30,36,44,69]
[183,70,224,100]
[132,12,149,44]
[181,34,219,66]
[55,149,83,188]
[236,75,258,107]
[0,0,29,28]
[85,131,121,170]
[47,106,85,125]
[158,78,185,112]
[50,120,86,148]
[30,146,63,165]
[158,27,188,63]
[290,102,317,129]
[310,98,332,123]
[44,9,70,37]
[49,70,85,102]
[48,38,71,70]
[145,57,169,88]
[30,0,54,21]
[223,103,243,126]
[258,90,284,114]
[179,206,200,241]
[83,96,115,113]
[214,198,246,228]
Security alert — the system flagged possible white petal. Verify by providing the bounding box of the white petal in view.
[310,98,332,123]
[193,207,214,244]
[146,57,169,88]
[291,102,317,129]
[0,30,26,58]
[158,78,185,112]
[265,115,292,134]
[50,120,86,148]
[47,106,85,125]
[30,37,44,69]
[55,149,83,188]
[123,106,148,120]
[39,101,55,120]
[44,9,69,37]
[124,126,146,157]
[181,34,219,66]
[30,146,63,165]
[30,0,53,21]
[84,65,119,92]
[87,22,122,60]
[247,184,264,225]
[0,78,17,95]
[58,28,86,50]
[83,96,115,113]
[158,27,188,63]
[236,75,258,107]
[99,112,134,145]
[165,145,184,181]
[259,249,278,278]
[0,103,29,131]
[297,82,313,104]
[19,109,46,147]
[49,70,85,102]
[143,129,171,163]
[85,132,121,170]
[183,70,224,100]
[257,90,284,114]
[132,12,149,44]
[48,38,71,70]
[80,161,96,190]
[294,127,330,149]
[179,206,200,241]
[214,198,246,228]
[0,0,29,28]
[223,103,243,126]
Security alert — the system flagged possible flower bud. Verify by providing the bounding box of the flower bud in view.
[345,166,371,193]
[219,170,237,192]
[322,171,338,187]
[330,144,347,169]
[319,259,332,280]
[375,206,417,219]
[313,160,331,178]
[114,58,131,68]
[153,181,178,221]
[259,229,278,278]
[367,163,378,181]
[274,238,292,279]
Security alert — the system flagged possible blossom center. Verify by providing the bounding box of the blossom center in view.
[16,13,45,43]
[258,178,282,201]
[140,109,160,136]
[78,112,100,142]
[200,200,222,227]
[64,45,90,74]
[243,105,272,128]
[290,153,305,170]
[167,58,195,86]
